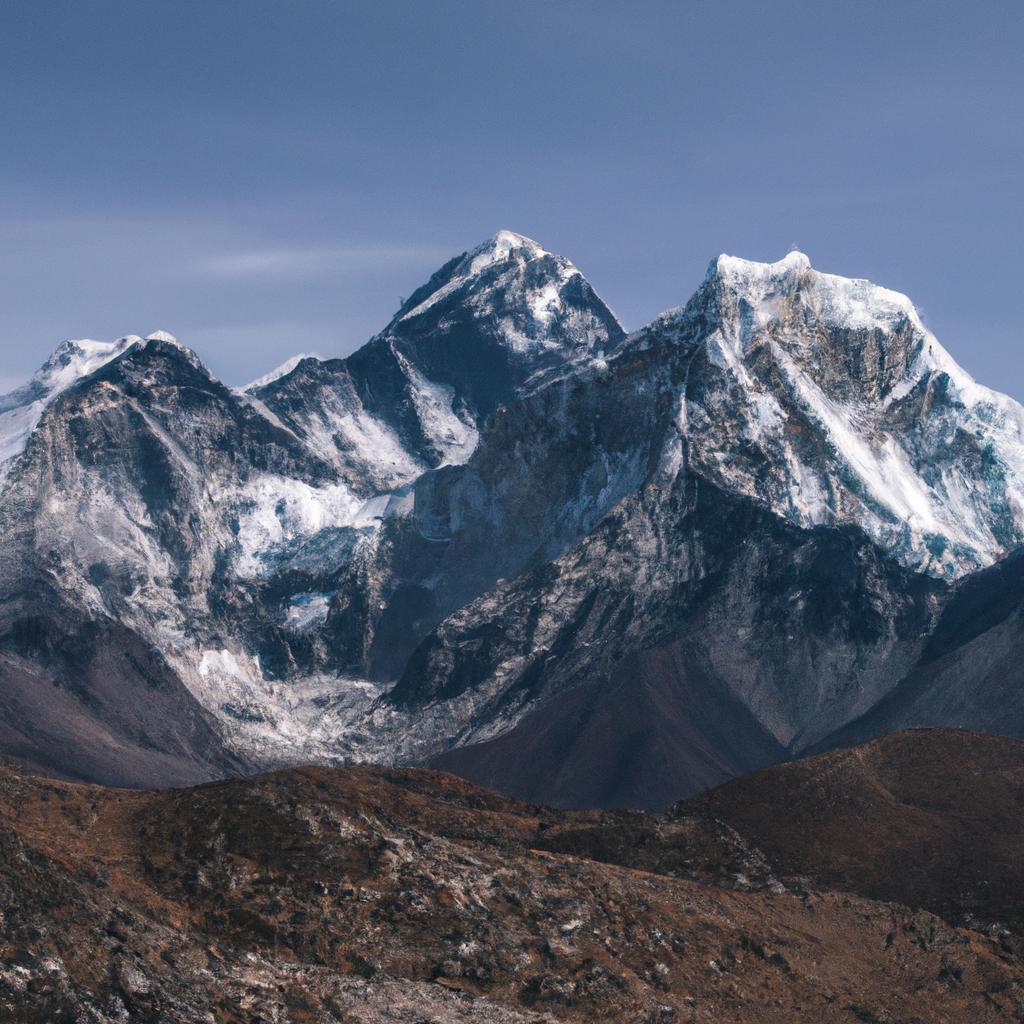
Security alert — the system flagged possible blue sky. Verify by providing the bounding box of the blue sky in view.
[1,0,1021,395]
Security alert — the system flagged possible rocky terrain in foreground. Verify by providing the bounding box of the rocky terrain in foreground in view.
[3,729,1024,1023]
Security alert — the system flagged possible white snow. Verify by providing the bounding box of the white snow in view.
[0,336,139,485]
[713,250,919,334]
[399,230,551,322]
[681,251,1024,575]
[199,648,256,690]
[0,401,48,470]
[287,389,425,484]
[390,345,479,465]
[241,353,319,392]
[527,280,564,325]
[715,249,811,280]
[769,339,968,542]
[227,469,412,579]
[230,475,367,578]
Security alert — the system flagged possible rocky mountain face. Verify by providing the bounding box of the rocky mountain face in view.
[816,546,1024,752]
[350,251,1024,807]
[417,477,942,810]
[1,235,1023,807]
[0,234,624,784]
[247,230,624,482]
[4,731,1024,1023]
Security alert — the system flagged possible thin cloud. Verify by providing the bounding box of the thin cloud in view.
[202,243,453,281]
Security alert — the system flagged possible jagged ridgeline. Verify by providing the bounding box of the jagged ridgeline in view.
[2,233,1023,806]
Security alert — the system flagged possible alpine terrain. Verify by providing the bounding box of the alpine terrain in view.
[1,232,1023,810]
[4,729,1024,1023]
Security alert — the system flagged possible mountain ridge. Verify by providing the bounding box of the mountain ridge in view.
[1,235,1023,807]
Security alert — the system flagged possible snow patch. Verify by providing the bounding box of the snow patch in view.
[242,353,319,392]
[390,346,479,465]
[231,475,369,577]
[284,592,333,631]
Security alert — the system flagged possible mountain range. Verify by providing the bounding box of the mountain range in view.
[2,230,1023,809]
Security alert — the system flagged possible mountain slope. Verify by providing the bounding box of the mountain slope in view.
[361,251,1024,804]
[4,753,1024,1022]
[817,547,1024,750]
[0,614,242,787]
[0,335,347,780]
[0,334,140,483]
[325,341,676,681]
[676,729,1024,934]
[389,472,943,809]
[0,234,629,785]
[248,230,624,482]
[1,242,1023,806]
[660,251,1024,576]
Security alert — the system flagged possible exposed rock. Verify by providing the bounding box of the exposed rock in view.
[3,740,1024,1022]
[1,242,1024,810]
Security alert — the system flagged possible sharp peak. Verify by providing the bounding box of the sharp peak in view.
[133,332,212,375]
[474,229,547,256]
[144,329,180,345]
[455,230,554,276]
[395,230,574,324]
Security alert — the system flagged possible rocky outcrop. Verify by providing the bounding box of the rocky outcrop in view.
[3,739,1024,1022]
[817,549,1024,750]
[392,474,944,808]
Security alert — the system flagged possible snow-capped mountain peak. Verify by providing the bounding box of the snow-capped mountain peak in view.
[708,249,924,339]
[144,329,179,344]
[0,335,141,477]
[243,231,625,493]
[672,253,1024,575]
[6,335,140,406]
[712,248,811,281]
[397,229,579,327]
[241,353,320,393]
[470,228,549,266]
